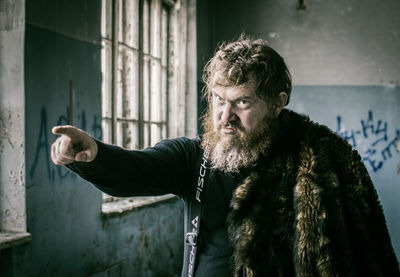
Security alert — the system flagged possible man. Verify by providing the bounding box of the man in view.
[51,36,399,276]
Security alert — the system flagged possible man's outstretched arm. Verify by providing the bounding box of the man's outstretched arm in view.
[50,125,199,198]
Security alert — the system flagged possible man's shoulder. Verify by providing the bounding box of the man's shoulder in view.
[282,109,353,152]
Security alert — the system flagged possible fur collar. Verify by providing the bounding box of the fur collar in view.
[227,109,399,276]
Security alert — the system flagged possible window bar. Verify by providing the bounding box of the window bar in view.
[144,0,152,148]
[138,0,145,149]
[164,4,170,138]
[111,0,120,144]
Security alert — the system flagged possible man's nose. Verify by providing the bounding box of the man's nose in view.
[221,103,236,125]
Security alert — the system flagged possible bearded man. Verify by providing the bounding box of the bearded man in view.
[51,36,399,277]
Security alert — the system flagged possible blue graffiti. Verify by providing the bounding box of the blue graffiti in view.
[30,107,102,181]
[30,108,54,181]
[336,110,399,173]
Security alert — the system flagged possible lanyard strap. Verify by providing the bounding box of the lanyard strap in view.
[184,146,210,277]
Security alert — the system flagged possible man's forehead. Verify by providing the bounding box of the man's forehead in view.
[211,71,257,88]
[211,78,258,98]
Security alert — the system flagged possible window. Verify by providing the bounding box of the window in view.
[100,0,196,215]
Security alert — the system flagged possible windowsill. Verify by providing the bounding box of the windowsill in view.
[0,231,31,250]
[101,194,178,218]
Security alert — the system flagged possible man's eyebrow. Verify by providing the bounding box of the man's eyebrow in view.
[211,89,255,101]
[234,95,255,102]
[212,91,223,98]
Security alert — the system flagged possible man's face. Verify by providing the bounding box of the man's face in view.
[203,75,287,173]
[203,78,276,172]
[211,79,271,139]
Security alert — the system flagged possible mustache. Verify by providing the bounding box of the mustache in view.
[218,120,244,131]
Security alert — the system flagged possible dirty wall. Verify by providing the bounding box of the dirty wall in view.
[197,0,400,261]
[0,0,184,276]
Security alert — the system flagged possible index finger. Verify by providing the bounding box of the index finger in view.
[52,125,81,139]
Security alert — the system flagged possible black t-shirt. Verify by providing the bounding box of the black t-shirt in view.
[195,168,251,277]
[68,137,251,276]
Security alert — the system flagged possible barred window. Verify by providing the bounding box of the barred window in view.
[100,0,193,214]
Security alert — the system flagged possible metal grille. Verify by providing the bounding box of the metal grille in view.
[101,0,172,150]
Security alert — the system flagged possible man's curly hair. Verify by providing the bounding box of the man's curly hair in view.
[202,34,292,106]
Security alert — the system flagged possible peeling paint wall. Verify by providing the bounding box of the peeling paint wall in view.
[0,0,183,276]
[198,0,400,86]
[198,0,400,261]
[0,0,26,233]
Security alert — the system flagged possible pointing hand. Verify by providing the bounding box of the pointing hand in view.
[51,125,98,165]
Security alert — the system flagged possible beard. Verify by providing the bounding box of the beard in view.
[201,111,279,173]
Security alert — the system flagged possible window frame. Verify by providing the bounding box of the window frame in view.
[100,0,195,216]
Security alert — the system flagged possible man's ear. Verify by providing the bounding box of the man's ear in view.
[274,92,288,116]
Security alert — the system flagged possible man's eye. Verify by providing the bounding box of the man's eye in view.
[215,95,224,103]
[238,99,250,107]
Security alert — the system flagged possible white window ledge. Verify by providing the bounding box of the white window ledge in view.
[0,231,31,250]
[102,194,178,218]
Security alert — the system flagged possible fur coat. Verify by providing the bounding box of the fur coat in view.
[227,109,399,276]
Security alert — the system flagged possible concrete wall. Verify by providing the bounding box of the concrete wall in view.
[0,0,184,276]
[0,0,26,234]
[197,0,400,260]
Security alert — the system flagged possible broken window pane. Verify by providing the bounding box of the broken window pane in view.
[150,123,161,147]
[143,0,150,55]
[101,0,112,39]
[150,59,161,122]
[102,119,112,144]
[117,121,139,149]
[101,40,112,119]
[143,55,150,122]
[150,0,161,58]
[119,0,139,49]
[117,45,139,120]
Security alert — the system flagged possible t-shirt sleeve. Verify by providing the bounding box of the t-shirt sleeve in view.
[66,137,200,199]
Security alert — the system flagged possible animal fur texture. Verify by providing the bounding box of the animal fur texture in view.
[227,109,400,276]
